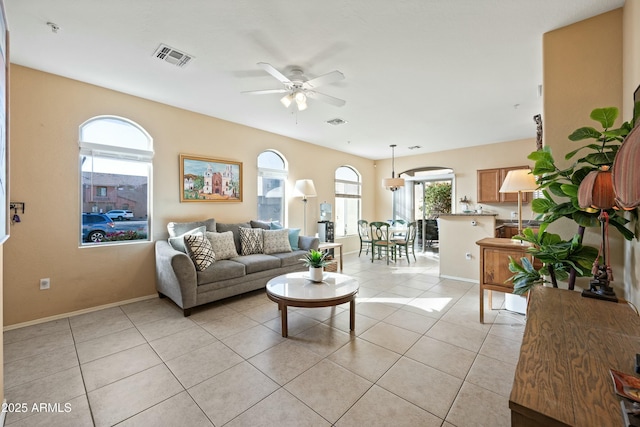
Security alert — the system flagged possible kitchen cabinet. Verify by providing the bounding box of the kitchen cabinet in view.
[477,166,532,204]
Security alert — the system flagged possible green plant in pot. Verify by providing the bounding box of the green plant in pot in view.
[300,249,330,282]
[508,107,638,294]
[507,224,599,295]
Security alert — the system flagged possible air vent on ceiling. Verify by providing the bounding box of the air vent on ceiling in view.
[153,44,194,68]
[326,118,347,126]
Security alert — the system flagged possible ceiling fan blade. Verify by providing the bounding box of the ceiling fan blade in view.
[257,62,292,85]
[306,91,346,107]
[242,89,288,95]
[303,70,345,89]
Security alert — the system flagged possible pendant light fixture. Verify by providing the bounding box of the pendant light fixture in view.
[382,144,404,191]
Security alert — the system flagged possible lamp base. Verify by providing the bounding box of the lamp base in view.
[581,278,618,303]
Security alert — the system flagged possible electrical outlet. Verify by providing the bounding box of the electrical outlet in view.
[40,278,50,290]
[465,252,472,260]
[511,211,518,220]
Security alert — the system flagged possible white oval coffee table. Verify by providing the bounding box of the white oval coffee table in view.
[266,271,359,337]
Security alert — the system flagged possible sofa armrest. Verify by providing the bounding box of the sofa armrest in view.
[298,235,319,251]
[155,240,197,310]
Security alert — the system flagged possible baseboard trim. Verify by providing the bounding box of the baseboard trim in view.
[439,274,479,284]
[3,294,157,331]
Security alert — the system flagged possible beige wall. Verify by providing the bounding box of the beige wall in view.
[542,8,629,294]
[623,0,640,303]
[5,65,377,326]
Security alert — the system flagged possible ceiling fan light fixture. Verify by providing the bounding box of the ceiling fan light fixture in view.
[280,94,293,108]
[295,92,307,111]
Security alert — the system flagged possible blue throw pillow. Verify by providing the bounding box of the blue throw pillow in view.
[270,221,283,230]
[287,228,300,250]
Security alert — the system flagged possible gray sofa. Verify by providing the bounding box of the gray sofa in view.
[155,218,319,316]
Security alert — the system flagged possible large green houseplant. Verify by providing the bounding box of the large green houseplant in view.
[508,107,638,294]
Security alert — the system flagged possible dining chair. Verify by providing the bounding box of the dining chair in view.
[424,219,439,247]
[370,221,396,264]
[395,221,417,263]
[357,220,372,257]
[390,218,408,240]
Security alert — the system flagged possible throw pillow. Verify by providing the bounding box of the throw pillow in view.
[184,233,215,271]
[167,218,216,237]
[206,231,239,260]
[168,226,206,253]
[240,227,264,255]
[263,229,292,254]
[269,221,284,230]
[250,220,271,230]
[215,222,250,254]
[287,228,301,250]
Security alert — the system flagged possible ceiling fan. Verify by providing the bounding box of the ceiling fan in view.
[243,62,346,111]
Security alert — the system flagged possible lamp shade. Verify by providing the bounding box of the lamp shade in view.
[294,179,317,198]
[612,123,640,209]
[578,168,616,209]
[499,169,538,193]
[382,177,405,191]
[382,144,404,191]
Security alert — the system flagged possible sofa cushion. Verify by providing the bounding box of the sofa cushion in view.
[206,231,239,260]
[263,229,292,254]
[167,218,216,237]
[232,254,281,274]
[269,222,283,230]
[250,220,271,230]
[240,227,263,255]
[168,226,206,253]
[196,259,245,285]
[184,234,215,271]
[271,249,307,267]
[287,228,301,250]
[215,222,250,254]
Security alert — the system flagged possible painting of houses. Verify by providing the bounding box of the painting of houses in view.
[179,154,242,202]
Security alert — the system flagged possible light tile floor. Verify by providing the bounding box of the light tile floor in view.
[3,249,526,426]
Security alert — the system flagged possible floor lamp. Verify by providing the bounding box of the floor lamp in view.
[499,169,538,236]
[295,179,316,236]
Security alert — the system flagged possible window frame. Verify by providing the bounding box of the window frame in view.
[257,150,288,225]
[79,115,153,247]
[334,165,362,238]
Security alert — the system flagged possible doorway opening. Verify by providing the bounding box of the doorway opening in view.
[392,167,454,254]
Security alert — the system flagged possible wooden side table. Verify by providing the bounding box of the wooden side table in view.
[318,241,343,272]
[476,237,535,323]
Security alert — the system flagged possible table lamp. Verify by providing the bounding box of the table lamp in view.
[499,169,538,235]
[578,166,618,302]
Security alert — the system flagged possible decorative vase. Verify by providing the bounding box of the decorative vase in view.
[309,267,324,282]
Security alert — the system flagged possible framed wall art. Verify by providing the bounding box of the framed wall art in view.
[179,154,243,202]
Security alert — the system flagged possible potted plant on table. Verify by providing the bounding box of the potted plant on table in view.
[300,249,330,282]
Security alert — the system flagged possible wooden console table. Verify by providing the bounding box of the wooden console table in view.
[476,237,535,323]
[510,286,640,426]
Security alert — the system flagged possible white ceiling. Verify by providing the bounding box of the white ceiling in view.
[5,0,625,160]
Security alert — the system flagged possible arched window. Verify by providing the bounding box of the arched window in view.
[79,116,153,246]
[335,166,361,237]
[257,150,287,225]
